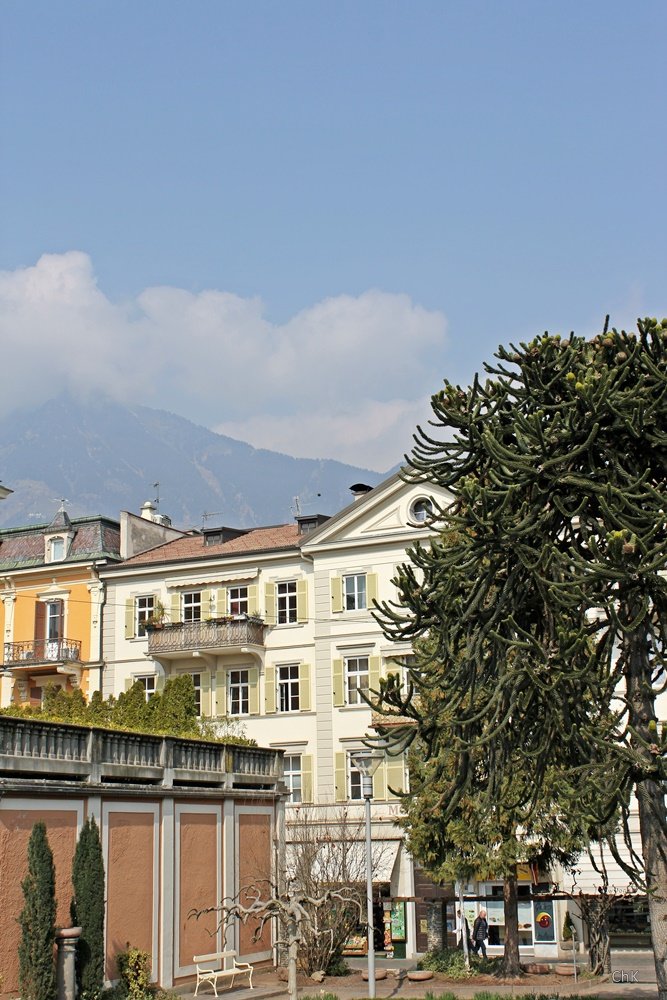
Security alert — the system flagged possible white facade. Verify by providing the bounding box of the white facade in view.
[100,476,448,957]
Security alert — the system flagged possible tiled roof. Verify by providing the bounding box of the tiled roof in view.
[0,517,121,571]
[118,523,301,567]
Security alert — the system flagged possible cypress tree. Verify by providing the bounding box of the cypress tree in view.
[18,821,57,1000]
[71,816,106,999]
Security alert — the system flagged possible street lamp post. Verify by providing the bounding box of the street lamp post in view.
[351,749,384,1000]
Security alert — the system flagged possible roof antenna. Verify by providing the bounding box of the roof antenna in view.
[291,493,322,517]
[202,510,225,528]
[51,498,69,513]
[153,482,160,512]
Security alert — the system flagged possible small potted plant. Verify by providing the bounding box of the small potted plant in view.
[144,599,166,630]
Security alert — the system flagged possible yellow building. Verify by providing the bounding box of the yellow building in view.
[0,507,121,706]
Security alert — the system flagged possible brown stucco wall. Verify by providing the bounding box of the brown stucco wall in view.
[0,806,78,994]
[105,810,155,981]
[238,812,272,956]
[178,810,219,968]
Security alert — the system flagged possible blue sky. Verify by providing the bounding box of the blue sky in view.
[1,1,665,470]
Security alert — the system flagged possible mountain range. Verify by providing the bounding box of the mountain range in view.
[0,395,390,530]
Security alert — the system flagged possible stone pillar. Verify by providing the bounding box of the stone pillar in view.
[426,901,444,952]
[56,926,81,1000]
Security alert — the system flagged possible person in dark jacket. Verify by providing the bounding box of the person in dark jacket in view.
[471,909,488,959]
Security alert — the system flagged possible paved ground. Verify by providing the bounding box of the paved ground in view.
[174,949,659,1000]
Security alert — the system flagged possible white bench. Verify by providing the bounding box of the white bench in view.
[193,950,254,997]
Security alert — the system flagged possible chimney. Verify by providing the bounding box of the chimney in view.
[349,483,373,502]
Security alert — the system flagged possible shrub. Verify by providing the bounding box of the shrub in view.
[18,821,57,1000]
[71,816,105,999]
[420,948,473,979]
[117,946,152,999]
[563,910,575,941]
[325,953,351,976]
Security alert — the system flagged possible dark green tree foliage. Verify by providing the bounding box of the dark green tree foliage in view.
[391,632,587,975]
[18,821,57,1000]
[71,817,105,1000]
[151,675,199,735]
[373,319,667,992]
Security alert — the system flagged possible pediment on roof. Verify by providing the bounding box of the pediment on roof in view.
[302,473,453,549]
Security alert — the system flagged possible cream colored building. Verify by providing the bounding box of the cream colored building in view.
[100,475,450,956]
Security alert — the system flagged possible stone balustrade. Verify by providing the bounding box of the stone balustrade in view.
[0,716,283,791]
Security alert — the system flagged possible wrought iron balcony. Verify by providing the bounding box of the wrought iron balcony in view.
[3,639,82,667]
[146,616,265,658]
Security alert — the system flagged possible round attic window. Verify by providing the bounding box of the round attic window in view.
[409,497,434,525]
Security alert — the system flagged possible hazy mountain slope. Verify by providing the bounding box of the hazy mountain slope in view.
[0,395,385,529]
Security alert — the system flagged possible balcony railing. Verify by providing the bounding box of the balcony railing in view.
[147,617,265,656]
[3,639,82,666]
[0,716,283,790]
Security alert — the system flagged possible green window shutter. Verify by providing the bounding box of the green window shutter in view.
[366,573,378,607]
[264,583,276,625]
[299,663,311,712]
[201,589,213,618]
[199,670,212,717]
[248,666,259,715]
[369,655,381,695]
[216,671,227,717]
[170,593,180,623]
[334,752,347,802]
[216,587,228,616]
[301,755,314,803]
[386,754,405,798]
[125,599,135,639]
[331,576,343,613]
[332,659,345,707]
[247,584,259,617]
[296,579,308,623]
[265,664,276,714]
[155,673,166,694]
[373,759,388,801]
[124,676,135,692]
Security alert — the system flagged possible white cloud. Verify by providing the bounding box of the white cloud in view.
[0,252,448,469]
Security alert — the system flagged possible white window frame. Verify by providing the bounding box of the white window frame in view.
[46,601,63,641]
[228,586,248,617]
[277,581,297,624]
[136,675,157,702]
[191,672,202,716]
[348,754,363,800]
[135,595,155,638]
[344,574,366,611]
[228,669,249,716]
[284,753,302,803]
[345,655,369,705]
[49,536,65,562]
[278,664,300,713]
[182,591,202,623]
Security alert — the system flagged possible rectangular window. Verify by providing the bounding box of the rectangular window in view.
[137,675,157,702]
[344,574,366,611]
[228,586,248,616]
[182,591,202,623]
[345,656,369,705]
[135,596,155,637]
[278,664,300,713]
[277,581,298,624]
[46,602,63,641]
[191,672,202,716]
[284,754,302,803]
[349,755,363,800]
[229,669,249,715]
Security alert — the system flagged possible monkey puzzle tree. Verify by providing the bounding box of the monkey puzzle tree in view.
[372,319,667,993]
